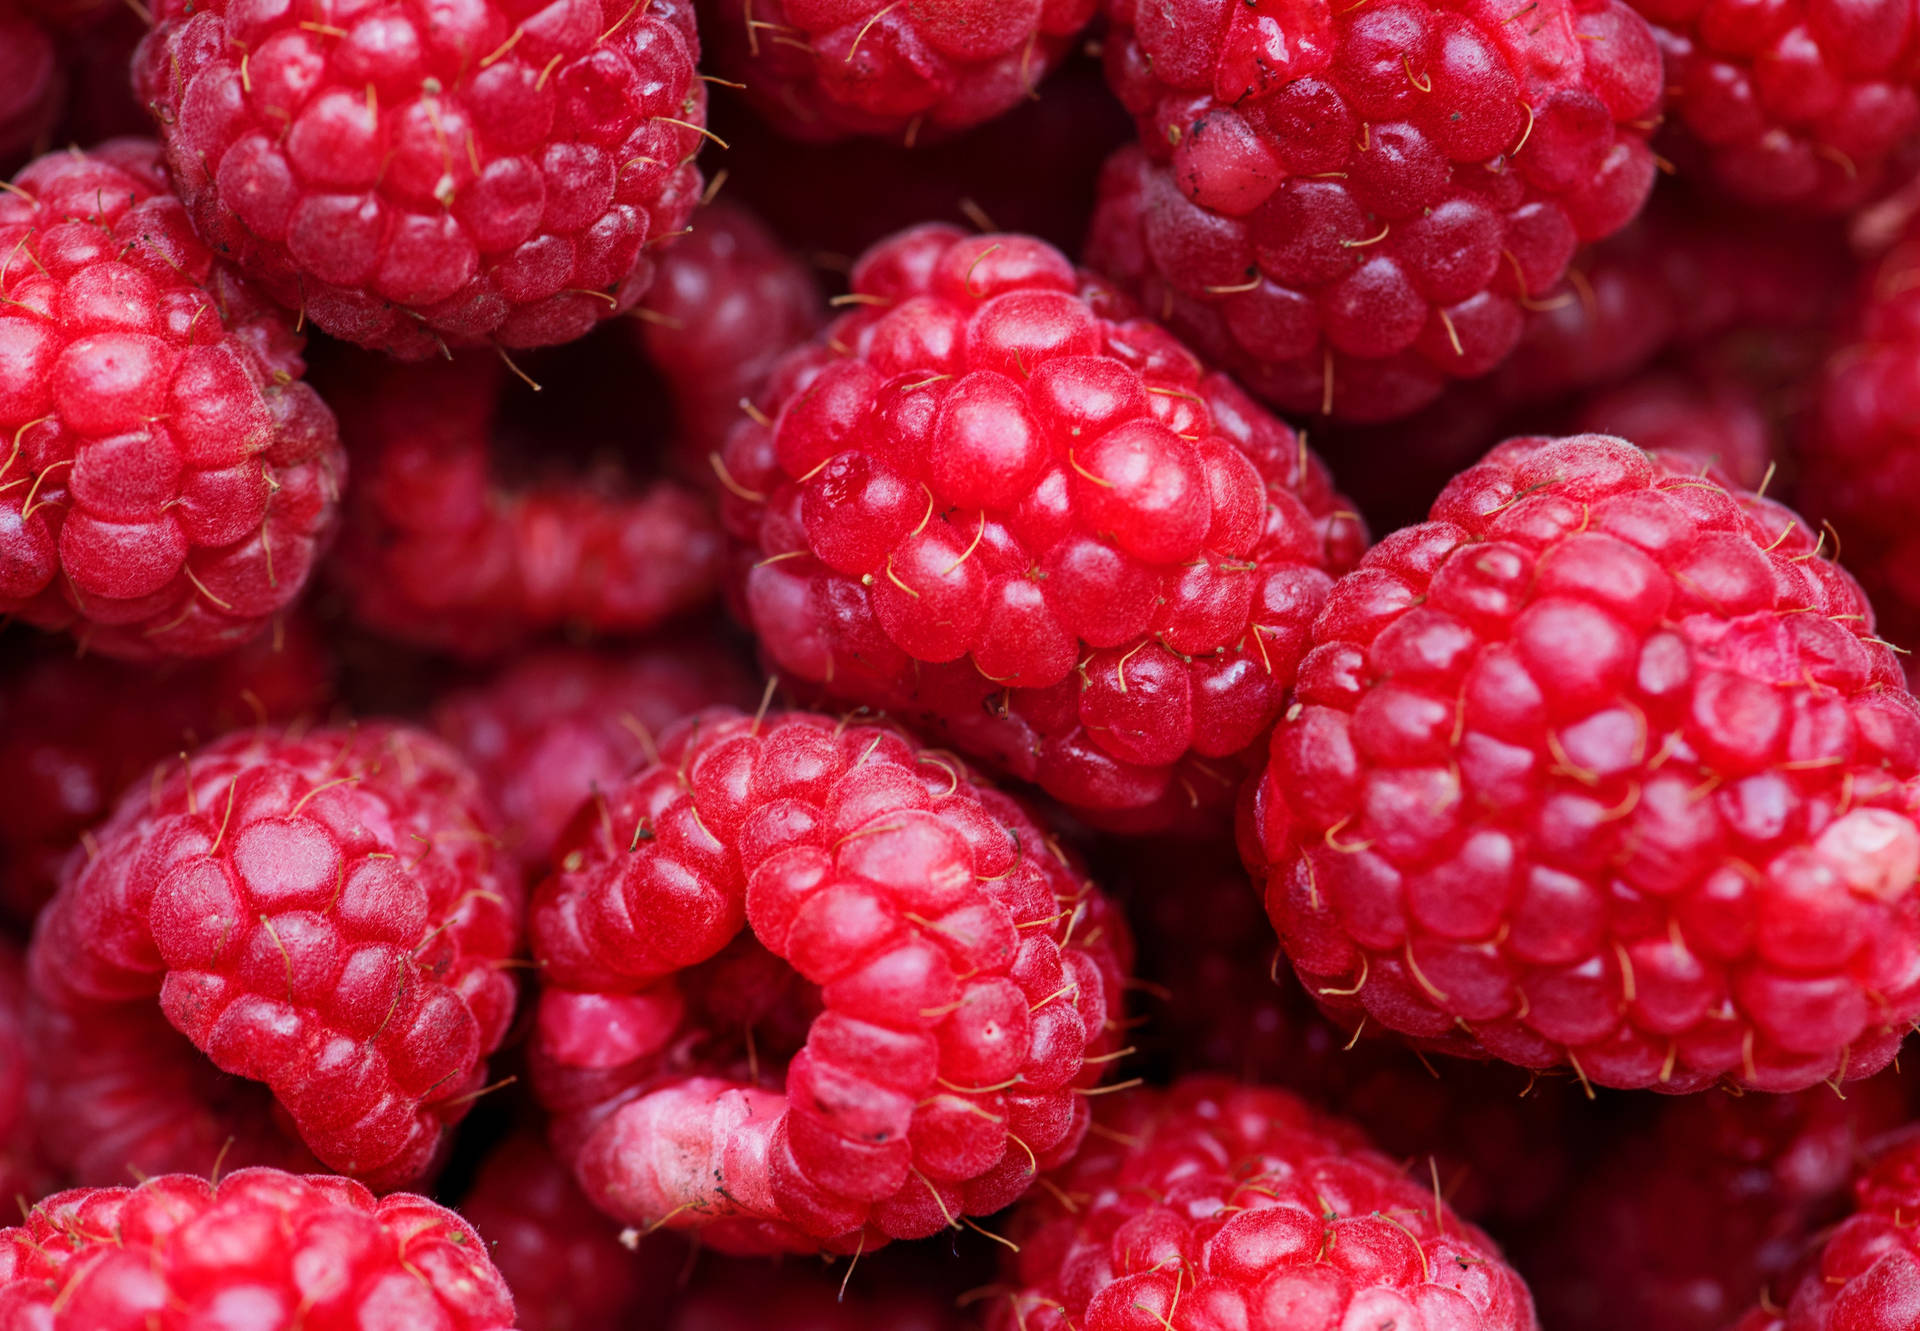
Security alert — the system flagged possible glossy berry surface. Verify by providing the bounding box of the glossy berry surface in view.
[434,637,757,870]
[0,141,346,659]
[331,355,723,658]
[0,1168,515,1330]
[530,706,1132,1254]
[991,1077,1537,1331]
[1639,0,1920,212]
[703,0,1093,143]
[29,724,521,1189]
[1253,433,1920,1092]
[720,225,1366,822]
[132,0,708,358]
[1088,0,1664,422]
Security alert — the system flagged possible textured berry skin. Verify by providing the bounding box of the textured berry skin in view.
[638,203,823,471]
[720,225,1366,822]
[1639,0,1920,212]
[132,0,707,359]
[28,724,521,1189]
[0,4,58,174]
[1253,433,1920,1093]
[0,620,335,924]
[1527,1071,1913,1331]
[460,1133,681,1331]
[530,707,1133,1255]
[1568,369,1777,490]
[0,1168,515,1330]
[1087,0,1664,422]
[434,637,757,869]
[332,354,723,658]
[1732,1130,1920,1331]
[991,1077,1537,1331]
[0,141,346,659]
[703,0,1093,143]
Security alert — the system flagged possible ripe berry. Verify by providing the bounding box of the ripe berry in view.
[434,637,757,870]
[0,141,346,659]
[29,724,521,1189]
[702,0,1093,143]
[529,707,1133,1254]
[132,0,708,358]
[1087,0,1664,422]
[991,1077,1538,1331]
[719,225,1366,823]
[330,354,723,658]
[1638,0,1920,212]
[0,1168,515,1329]
[1252,433,1920,1093]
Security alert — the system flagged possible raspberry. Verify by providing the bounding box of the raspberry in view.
[0,1168,515,1329]
[330,353,723,658]
[0,141,347,660]
[636,203,823,471]
[1567,369,1778,491]
[132,0,708,359]
[434,636,757,870]
[28,723,522,1189]
[0,619,335,924]
[1252,433,1920,1093]
[990,1077,1537,1331]
[1638,0,1920,213]
[0,4,58,173]
[1525,1071,1914,1331]
[459,1133,684,1331]
[702,0,1094,143]
[719,225,1366,823]
[1731,1130,1920,1331]
[1086,0,1664,423]
[529,706,1134,1254]
[0,946,50,1209]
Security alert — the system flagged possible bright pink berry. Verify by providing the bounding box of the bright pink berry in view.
[0,1168,515,1330]
[991,1077,1538,1331]
[703,0,1094,143]
[1086,0,1664,422]
[132,0,708,358]
[28,724,521,1189]
[1253,433,1920,1093]
[0,141,346,659]
[719,224,1366,823]
[529,707,1134,1254]
[0,619,335,924]
[330,354,724,658]
[434,636,757,870]
[1637,0,1920,212]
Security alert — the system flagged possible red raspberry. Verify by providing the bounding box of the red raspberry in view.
[132,0,708,359]
[0,141,346,660]
[719,225,1366,823]
[636,203,823,471]
[702,0,1093,143]
[460,1133,684,1331]
[0,4,58,173]
[1526,1071,1913,1331]
[1731,1129,1920,1331]
[1252,433,1920,1093]
[991,1077,1537,1331]
[434,637,757,870]
[0,619,335,924]
[1638,0,1920,212]
[0,1168,515,1329]
[1086,0,1664,423]
[0,946,50,1209]
[529,707,1134,1254]
[330,354,723,658]
[28,723,522,1189]
[1567,369,1778,490]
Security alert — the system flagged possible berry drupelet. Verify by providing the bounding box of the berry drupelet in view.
[0,141,345,659]
[530,706,1133,1255]
[133,0,709,358]
[719,225,1366,824]
[1252,433,1920,1093]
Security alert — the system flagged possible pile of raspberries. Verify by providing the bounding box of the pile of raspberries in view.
[14,0,1920,1327]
